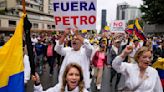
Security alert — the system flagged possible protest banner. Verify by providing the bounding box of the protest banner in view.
[53,0,97,30]
[110,20,126,32]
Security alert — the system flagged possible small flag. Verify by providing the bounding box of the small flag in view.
[133,18,147,41]
[125,24,134,35]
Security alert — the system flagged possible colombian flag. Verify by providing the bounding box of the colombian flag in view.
[0,14,25,92]
[134,18,147,41]
[152,57,164,87]
[156,69,164,87]
[125,24,134,35]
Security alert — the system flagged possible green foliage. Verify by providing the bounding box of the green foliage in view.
[140,0,164,24]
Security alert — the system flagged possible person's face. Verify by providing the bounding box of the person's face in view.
[146,41,150,46]
[71,36,82,51]
[134,41,139,47]
[138,51,152,69]
[100,43,106,51]
[114,41,121,48]
[66,67,80,90]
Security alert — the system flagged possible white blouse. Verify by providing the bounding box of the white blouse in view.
[112,56,163,92]
[34,83,88,92]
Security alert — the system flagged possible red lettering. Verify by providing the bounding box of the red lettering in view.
[55,15,96,27]
[114,22,118,27]
[89,15,96,24]
[71,16,78,25]
[119,22,123,26]
[114,22,123,27]
[80,16,87,25]
[63,16,70,25]
[54,16,61,25]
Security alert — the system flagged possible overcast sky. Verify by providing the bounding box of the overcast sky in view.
[96,0,143,30]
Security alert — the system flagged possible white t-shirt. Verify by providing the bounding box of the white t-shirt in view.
[55,39,93,89]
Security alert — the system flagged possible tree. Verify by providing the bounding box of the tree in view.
[140,0,164,24]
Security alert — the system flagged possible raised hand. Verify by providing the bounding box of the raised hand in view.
[72,25,79,35]
[124,45,133,54]
[64,28,71,36]
[120,45,133,59]
[32,72,40,85]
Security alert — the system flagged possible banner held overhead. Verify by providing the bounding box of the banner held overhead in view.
[53,0,97,30]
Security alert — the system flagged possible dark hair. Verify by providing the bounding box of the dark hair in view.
[133,39,139,43]
[100,43,105,48]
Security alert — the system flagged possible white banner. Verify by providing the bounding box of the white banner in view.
[110,20,126,32]
[53,0,97,30]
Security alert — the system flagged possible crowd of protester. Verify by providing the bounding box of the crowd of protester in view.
[0,30,164,92]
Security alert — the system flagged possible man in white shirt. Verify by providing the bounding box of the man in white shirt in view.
[55,28,93,90]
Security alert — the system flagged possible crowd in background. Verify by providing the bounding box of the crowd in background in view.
[0,31,164,92]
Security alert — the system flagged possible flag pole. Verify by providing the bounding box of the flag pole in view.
[22,0,35,75]
[22,0,26,14]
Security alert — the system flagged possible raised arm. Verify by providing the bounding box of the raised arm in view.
[83,39,93,57]
[32,73,60,92]
[59,29,70,45]
[55,29,70,56]
[73,27,93,58]
[112,45,133,74]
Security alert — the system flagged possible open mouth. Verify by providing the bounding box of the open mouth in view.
[72,41,77,45]
[70,81,78,86]
[143,62,149,66]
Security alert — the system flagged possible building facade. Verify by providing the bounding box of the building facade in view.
[116,2,141,21]
[116,2,129,20]
[101,9,107,30]
[0,0,55,33]
[125,7,142,20]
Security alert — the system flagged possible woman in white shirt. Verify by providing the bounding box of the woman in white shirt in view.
[32,63,88,92]
[112,46,163,92]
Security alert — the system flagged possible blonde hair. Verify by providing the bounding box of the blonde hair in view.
[61,63,84,92]
[134,46,152,63]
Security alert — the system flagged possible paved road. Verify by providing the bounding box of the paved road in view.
[26,64,125,92]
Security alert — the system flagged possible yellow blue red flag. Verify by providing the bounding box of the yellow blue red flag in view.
[125,24,134,35]
[134,18,147,41]
[0,14,25,92]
